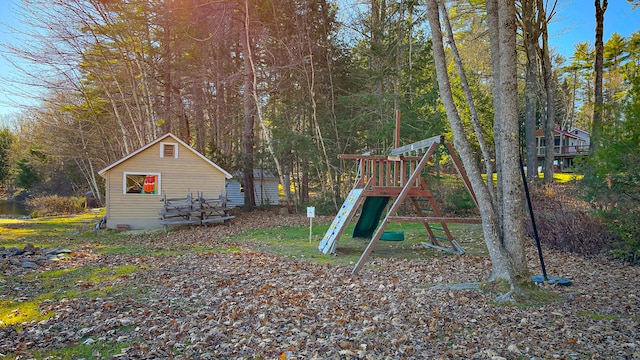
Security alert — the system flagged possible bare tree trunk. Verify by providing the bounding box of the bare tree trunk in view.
[439,1,495,201]
[495,0,529,285]
[194,81,206,154]
[320,0,343,206]
[75,158,103,206]
[539,0,557,182]
[425,0,515,290]
[161,2,173,135]
[486,0,504,222]
[241,0,294,211]
[240,0,256,209]
[591,0,608,154]
[522,0,540,180]
[303,41,337,210]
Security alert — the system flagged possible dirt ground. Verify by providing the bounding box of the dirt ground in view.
[1,211,639,359]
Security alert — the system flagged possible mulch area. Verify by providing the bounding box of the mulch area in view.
[1,211,639,359]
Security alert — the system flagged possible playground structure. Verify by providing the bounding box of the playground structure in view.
[318,134,483,274]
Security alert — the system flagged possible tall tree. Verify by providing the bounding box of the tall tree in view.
[0,127,14,189]
[439,0,495,199]
[564,42,595,130]
[539,0,557,183]
[239,0,257,209]
[591,0,608,153]
[425,0,530,297]
[521,0,541,180]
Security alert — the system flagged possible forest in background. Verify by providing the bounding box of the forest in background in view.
[0,0,638,251]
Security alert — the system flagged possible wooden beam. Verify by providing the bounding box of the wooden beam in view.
[338,154,423,161]
[390,135,444,156]
[395,109,401,148]
[387,216,483,224]
[363,187,433,198]
[444,142,478,207]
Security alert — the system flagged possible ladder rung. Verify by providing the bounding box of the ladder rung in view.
[429,226,444,231]
[433,235,449,241]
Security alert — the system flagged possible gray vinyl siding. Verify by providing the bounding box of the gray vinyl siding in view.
[226,176,279,207]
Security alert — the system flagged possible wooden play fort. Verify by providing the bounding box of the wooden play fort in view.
[318,135,482,274]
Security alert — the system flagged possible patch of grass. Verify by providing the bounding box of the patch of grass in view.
[97,243,191,256]
[479,279,567,307]
[0,298,55,326]
[551,172,583,183]
[24,264,141,289]
[0,210,105,244]
[579,311,640,322]
[94,240,229,257]
[482,172,583,184]
[8,340,133,359]
[236,221,486,267]
[1,265,142,327]
[511,288,566,306]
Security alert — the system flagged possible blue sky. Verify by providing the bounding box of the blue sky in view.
[0,0,26,120]
[0,0,639,120]
[548,0,639,60]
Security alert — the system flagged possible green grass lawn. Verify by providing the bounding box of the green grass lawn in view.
[239,220,485,267]
[483,172,583,184]
[0,210,105,244]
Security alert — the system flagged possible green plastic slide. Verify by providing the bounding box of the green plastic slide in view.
[352,196,390,238]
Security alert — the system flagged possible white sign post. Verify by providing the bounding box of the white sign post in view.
[307,206,315,243]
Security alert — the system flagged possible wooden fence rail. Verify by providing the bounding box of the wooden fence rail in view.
[158,192,234,231]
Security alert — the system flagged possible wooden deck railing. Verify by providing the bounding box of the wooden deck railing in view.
[339,155,425,189]
[537,145,590,156]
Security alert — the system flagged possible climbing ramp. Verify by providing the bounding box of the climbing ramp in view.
[318,188,364,254]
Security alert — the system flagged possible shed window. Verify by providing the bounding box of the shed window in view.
[161,143,178,158]
[124,172,161,194]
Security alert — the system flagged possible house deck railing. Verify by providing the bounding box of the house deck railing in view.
[537,145,590,156]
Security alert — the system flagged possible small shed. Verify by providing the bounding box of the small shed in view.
[226,169,280,207]
[98,133,232,230]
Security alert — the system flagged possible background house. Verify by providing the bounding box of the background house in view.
[98,133,232,230]
[569,127,591,144]
[535,127,590,172]
[226,169,280,207]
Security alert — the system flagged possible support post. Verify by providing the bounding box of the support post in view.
[395,110,401,148]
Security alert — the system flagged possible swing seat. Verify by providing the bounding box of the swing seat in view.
[380,231,404,241]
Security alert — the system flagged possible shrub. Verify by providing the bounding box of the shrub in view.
[26,195,86,217]
[303,195,340,216]
[525,183,617,255]
[428,179,478,216]
[445,190,477,215]
[578,73,640,263]
[599,207,640,264]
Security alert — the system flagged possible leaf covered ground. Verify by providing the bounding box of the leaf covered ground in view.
[1,210,639,359]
